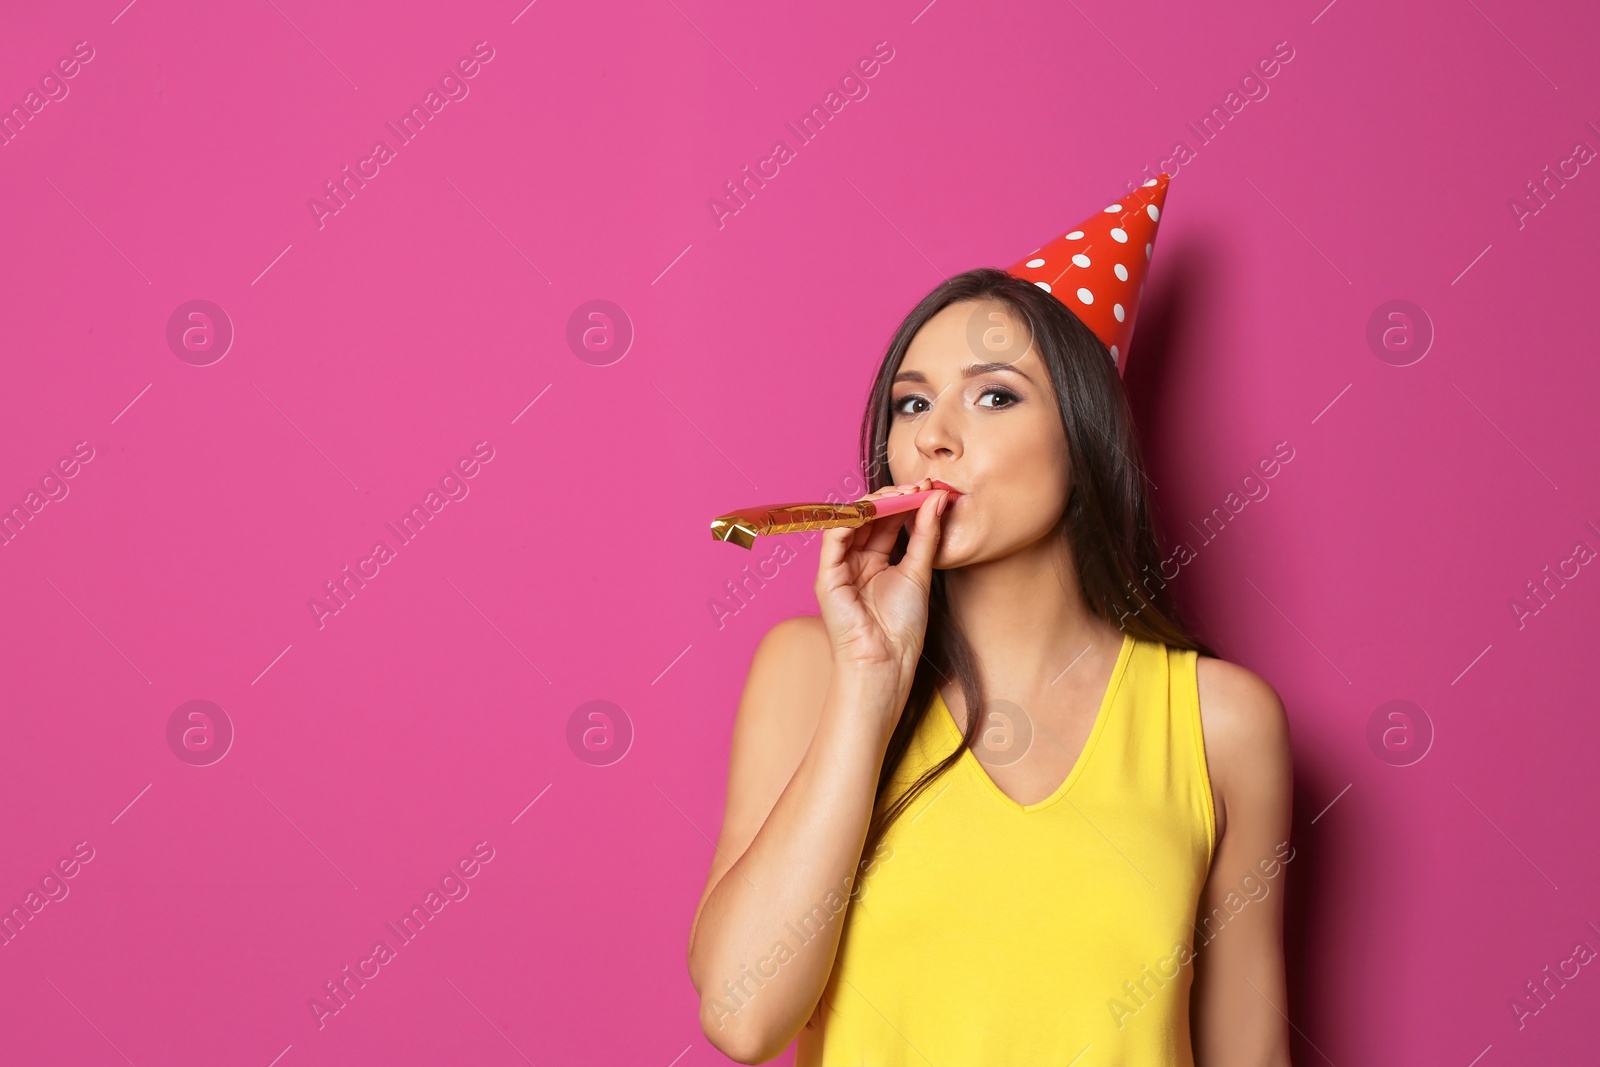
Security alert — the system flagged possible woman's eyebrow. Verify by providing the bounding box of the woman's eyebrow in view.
[893,362,1035,385]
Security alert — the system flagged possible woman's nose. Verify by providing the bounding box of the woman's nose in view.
[915,388,961,458]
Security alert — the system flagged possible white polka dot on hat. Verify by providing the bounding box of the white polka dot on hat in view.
[1003,174,1171,378]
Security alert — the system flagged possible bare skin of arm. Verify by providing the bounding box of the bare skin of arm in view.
[1190,656,1296,1066]
[686,481,950,1064]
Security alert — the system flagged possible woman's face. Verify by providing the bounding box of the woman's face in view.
[886,297,1073,568]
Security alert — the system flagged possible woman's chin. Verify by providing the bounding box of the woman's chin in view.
[933,530,979,569]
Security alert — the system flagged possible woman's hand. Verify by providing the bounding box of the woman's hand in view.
[814,478,950,696]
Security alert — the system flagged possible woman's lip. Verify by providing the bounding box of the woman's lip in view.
[929,479,963,496]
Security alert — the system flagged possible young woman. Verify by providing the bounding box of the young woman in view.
[686,268,1294,1065]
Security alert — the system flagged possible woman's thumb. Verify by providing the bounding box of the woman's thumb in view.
[897,491,946,582]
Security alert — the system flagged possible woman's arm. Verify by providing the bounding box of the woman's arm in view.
[1190,656,1296,1066]
[687,482,950,1063]
[686,618,901,1062]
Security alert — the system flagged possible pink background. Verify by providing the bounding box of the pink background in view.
[2,0,1597,1063]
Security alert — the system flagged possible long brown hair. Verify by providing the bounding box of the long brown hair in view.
[855,267,1215,867]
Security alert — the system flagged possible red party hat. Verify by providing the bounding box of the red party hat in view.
[1005,174,1170,377]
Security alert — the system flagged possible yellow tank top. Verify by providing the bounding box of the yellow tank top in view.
[796,634,1216,1066]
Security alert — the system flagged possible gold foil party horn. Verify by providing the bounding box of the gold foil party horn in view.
[710,483,959,550]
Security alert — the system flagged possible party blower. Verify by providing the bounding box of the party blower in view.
[710,482,961,550]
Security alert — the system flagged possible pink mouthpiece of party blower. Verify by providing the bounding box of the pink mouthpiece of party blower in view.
[709,482,961,550]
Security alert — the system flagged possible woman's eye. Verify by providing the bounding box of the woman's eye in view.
[976,387,1019,409]
[893,395,929,416]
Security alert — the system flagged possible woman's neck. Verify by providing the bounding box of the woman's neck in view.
[940,531,1120,697]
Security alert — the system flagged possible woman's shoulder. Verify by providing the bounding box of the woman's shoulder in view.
[756,613,829,653]
[1192,653,1293,838]
[750,614,833,681]
[1193,653,1290,762]
[738,615,835,735]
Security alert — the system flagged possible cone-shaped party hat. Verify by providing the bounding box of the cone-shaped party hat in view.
[1005,174,1170,377]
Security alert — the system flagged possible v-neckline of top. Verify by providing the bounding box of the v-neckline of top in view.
[932,632,1135,814]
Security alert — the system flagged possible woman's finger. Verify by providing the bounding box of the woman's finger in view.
[860,481,924,502]
[861,507,911,557]
[840,484,915,556]
[823,483,926,575]
[817,523,858,576]
[896,490,946,585]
